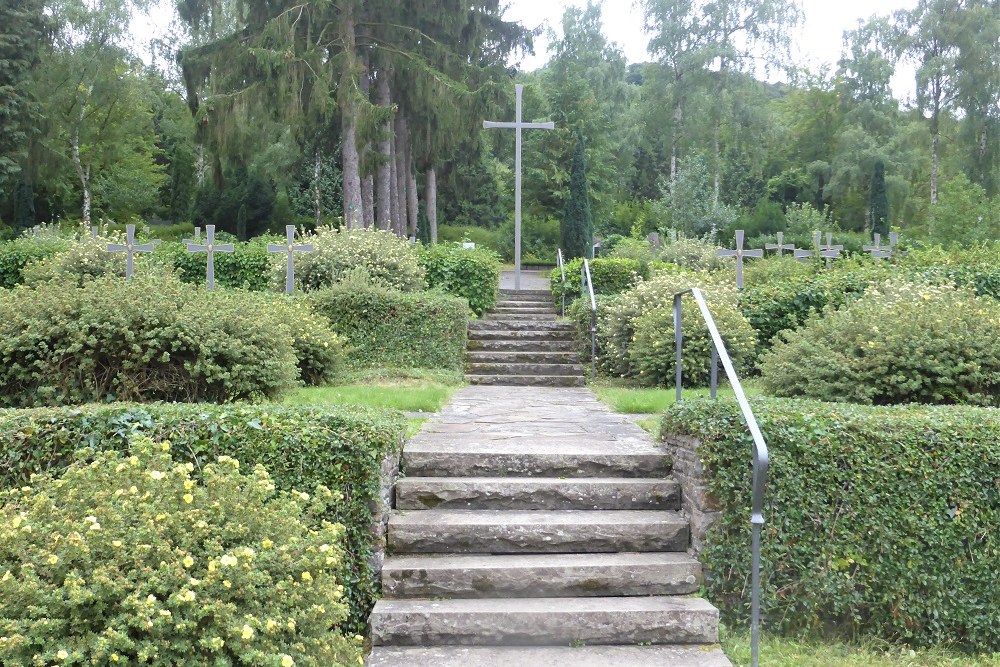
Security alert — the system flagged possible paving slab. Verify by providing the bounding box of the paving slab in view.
[367,645,732,667]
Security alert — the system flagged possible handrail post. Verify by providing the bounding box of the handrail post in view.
[674,293,683,404]
[710,344,719,399]
[557,249,566,318]
[582,259,597,379]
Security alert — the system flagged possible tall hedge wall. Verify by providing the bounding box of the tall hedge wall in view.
[0,403,406,633]
[660,398,1000,652]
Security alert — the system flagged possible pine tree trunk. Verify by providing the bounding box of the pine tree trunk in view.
[313,148,322,226]
[196,144,205,185]
[362,174,375,228]
[376,72,393,230]
[406,132,418,239]
[425,166,438,243]
[389,136,401,235]
[394,114,408,237]
[339,6,363,229]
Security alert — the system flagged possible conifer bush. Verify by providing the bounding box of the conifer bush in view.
[0,438,363,666]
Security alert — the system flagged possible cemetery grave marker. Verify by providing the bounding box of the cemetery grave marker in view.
[186,224,233,291]
[864,233,892,259]
[108,224,155,280]
[888,232,907,257]
[717,229,763,289]
[483,84,554,290]
[765,231,795,256]
[820,232,843,267]
[268,225,314,295]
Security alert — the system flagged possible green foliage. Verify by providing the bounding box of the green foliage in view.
[276,297,344,386]
[0,234,70,288]
[760,280,1000,405]
[661,398,1000,651]
[290,227,426,292]
[0,402,406,633]
[550,257,646,305]
[499,216,561,265]
[418,243,500,316]
[161,235,277,291]
[657,236,730,272]
[870,159,889,236]
[21,229,134,286]
[0,437,362,666]
[307,283,468,370]
[0,275,302,406]
[927,174,1000,245]
[436,225,505,253]
[0,0,48,189]
[561,133,594,260]
[651,155,739,237]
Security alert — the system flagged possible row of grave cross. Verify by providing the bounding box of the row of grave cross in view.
[105,224,314,294]
[720,230,905,289]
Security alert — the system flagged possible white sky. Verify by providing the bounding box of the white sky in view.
[502,0,919,100]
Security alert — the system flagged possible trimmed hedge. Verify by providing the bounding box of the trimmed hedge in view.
[660,398,1000,651]
[0,402,406,633]
[550,257,646,305]
[419,244,500,317]
[159,235,278,291]
[308,283,468,370]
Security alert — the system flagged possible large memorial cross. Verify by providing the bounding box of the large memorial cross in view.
[269,225,314,295]
[717,230,763,289]
[108,224,155,280]
[483,84,554,290]
[186,224,234,290]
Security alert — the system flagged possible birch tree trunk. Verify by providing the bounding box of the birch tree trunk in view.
[375,72,393,230]
[425,166,438,243]
[71,126,91,226]
[313,148,322,226]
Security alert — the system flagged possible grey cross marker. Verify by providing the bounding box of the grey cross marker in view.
[794,248,814,263]
[181,226,202,246]
[186,224,233,290]
[268,226,314,295]
[717,230,764,289]
[108,224,155,280]
[90,226,99,238]
[483,84,555,290]
[864,233,892,260]
[765,231,796,256]
[820,232,844,267]
[887,232,907,258]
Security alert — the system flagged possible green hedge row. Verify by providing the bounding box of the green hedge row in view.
[660,398,1000,651]
[419,244,500,317]
[0,236,69,288]
[549,257,647,305]
[308,283,469,370]
[0,402,406,633]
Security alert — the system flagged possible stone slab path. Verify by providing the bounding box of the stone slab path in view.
[366,386,731,666]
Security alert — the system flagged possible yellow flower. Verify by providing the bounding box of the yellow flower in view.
[208,560,217,573]
[241,624,254,640]
[183,555,194,569]
[183,494,194,504]
[149,471,166,481]
[129,486,138,494]
[112,540,122,548]
[57,649,69,660]
[301,571,312,583]
[262,539,273,549]
[111,654,120,662]
[281,655,295,667]
[180,590,196,602]
[223,580,232,589]
[220,554,238,567]
[47,555,59,565]
[161,442,170,452]
[184,480,195,490]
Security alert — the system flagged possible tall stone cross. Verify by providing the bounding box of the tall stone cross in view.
[108,224,155,280]
[483,84,554,290]
[765,231,795,256]
[186,224,233,290]
[717,230,763,289]
[864,233,892,259]
[269,226,314,295]
[820,232,844,267]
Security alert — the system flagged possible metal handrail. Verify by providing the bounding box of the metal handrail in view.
[673,287,769,667]
[556,249,567,317]
[581,259,597,378]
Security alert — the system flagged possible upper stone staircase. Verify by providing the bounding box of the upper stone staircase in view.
[466,289,585,387]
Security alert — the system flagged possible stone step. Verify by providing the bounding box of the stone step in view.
[467,329,576,342]
[465,374,584,387]
[500,289,552,299]
[388,510,689,555]
[467,339,578,353]
[381,552,701,599]
[467,351,579,364]
[367,645,732,667]
[395,477,680,511]
[495,300,555,309]
[403,438,672,478]
[470,319,575,332]
[493,304,557,312]
[467,363,585,377]
[484,312,560,321]
[369,596,719,647]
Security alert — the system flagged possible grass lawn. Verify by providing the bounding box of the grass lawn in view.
[283,368,463,413]
[592,380,763,415]
[722,631,1000,666]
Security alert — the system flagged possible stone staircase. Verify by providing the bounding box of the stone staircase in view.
[465,289,585,387]
[366,387,731,667]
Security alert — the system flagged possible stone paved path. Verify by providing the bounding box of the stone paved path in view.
[366,386,731,666]
[499,268,551,291]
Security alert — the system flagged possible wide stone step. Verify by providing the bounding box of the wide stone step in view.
[381,552,701,598]
[403,438,672,478]
[467,351,579,364]
[483,312,560,321]
[396,477,680,511]
[467,339,578,353]
[465,374,584,387]
[388,510,689,555]
[467,362,584,377]
[467,330,576,342]
[470,319,575,332]
[500,289,552,299]
[369,596,719,646]
[495,300,554,309]
[367,645,732,667]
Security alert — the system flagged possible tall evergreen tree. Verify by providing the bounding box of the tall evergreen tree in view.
[870,159,889,236]
[561,132,593,259]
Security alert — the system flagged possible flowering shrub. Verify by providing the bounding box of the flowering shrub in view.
[0,234,70,288]
[760,280,1000,405]
[273,297,344,385]
[0,437,363,666]
[656,236,730,272]
[21,229,137,286]
[287,227,426,292]
[550,257,646,305]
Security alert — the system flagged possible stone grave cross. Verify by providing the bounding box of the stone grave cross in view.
[269,225,315,295]
[108,224,155,280]
[717,229,763,289]
[888,232,907,257]
[765,231,795,256]
[864,233,892,259]
[820,232,844,267]
[483,84,554,290]
[186,224,233,290]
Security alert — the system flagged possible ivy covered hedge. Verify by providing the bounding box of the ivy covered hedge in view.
[0,402,406,633]
[660,398,1000,651]
[419,244,500,317]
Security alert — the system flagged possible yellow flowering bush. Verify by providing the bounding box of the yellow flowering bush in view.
[20,229,138,287]
[0,437,363,666]
[255,296,344,386]
[760,280,1000,405]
